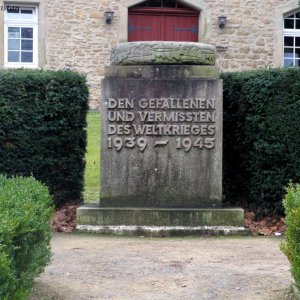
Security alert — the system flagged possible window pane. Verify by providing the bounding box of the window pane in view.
[8,39,20,50]
[7,7,19,13]
[21,9,33,14]
[21,52,33,62]
[6,7,19,20]
[284,19,294,29]
[8,51,20,62]
[295,48,300,58]
[21,28,33,39]
[284,48,294,56]
[284,36,294,46]
[21,40,33,51]
[8,27,20,39]
[296,12,300,18]
[295,59,300,67]
[21,9,34,20]
[296,37,300,47]
[284,59,294,67]
[296,20,300,29]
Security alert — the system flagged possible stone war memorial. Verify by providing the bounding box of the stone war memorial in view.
[77,42,247,236]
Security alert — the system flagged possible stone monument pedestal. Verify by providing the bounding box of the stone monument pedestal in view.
[77,205,247,236]
[77,42,248,236]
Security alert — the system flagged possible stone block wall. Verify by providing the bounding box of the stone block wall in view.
[206,0,285,71]
[44,0,120,110]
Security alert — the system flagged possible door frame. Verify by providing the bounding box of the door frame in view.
[119,0,211,43]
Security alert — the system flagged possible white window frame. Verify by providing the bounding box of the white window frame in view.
[283,12,300,67]
[4,5,38,68]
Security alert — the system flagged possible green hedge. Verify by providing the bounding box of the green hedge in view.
[0,69,89,206]
[281,183,300,291]
[0,175,53,300]
[222,68,300,214]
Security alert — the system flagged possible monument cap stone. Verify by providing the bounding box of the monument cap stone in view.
[111,42,216,66]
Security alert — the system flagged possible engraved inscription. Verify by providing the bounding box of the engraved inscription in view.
[176,138,215,152]
[108,137,147,152]
[154,140,169,147]
[106,98,217,152]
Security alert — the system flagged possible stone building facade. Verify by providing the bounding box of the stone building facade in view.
[0,0,299,109]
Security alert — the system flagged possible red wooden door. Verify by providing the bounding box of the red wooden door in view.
[128,8,199,42]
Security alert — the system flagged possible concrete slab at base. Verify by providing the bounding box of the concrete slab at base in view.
[76,224,249,237]
[76,204,248,236]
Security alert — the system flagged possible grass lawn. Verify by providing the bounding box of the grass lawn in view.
[83,112,100,203]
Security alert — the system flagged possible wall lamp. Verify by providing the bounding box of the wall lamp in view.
[104,10,114,24]
[218,15,227,29]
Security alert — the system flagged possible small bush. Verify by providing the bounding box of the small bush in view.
[222,68,300,214]
[0,69,89,206]
[0,175,54,300]
[281,183,300,291]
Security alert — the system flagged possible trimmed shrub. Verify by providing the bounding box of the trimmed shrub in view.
[0,69,89,205]
[0,175,54,299]
[222,68,300,213]
[281,183,300,290]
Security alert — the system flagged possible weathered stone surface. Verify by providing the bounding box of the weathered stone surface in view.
[76,224,250,237]
[77,204,245,227]
[111,42,216,65]
[76,204,248,236]
[105,65,219,79]
[44,0,120,110]
[100,64,222,208]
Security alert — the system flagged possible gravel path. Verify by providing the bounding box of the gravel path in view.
[31,233,293,300]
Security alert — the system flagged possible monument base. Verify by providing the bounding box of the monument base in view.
[76,204,249,236]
